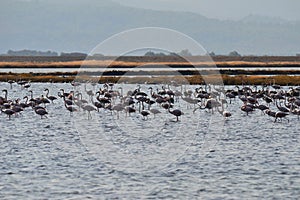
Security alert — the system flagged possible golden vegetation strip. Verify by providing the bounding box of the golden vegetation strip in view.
[1,60,300,68]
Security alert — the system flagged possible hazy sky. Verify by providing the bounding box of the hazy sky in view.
[112,0,300,21]
[1,0,299,55]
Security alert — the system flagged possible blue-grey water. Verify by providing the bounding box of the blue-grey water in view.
[0,82,300,199]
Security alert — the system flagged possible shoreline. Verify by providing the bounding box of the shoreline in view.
[0,55,299,85]
[0,73,299,85]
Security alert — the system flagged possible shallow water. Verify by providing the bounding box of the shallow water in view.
[1,67,300,74]
[0,82,299,199]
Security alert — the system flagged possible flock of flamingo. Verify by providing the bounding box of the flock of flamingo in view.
[0,80,300,123]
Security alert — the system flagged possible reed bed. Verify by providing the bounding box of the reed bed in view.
[1,72,299,85]
[1,60,300,68]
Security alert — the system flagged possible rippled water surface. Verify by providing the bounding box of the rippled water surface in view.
[0,82,300,199]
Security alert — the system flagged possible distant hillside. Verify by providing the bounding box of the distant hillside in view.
[6,50,58,56]
[1,0,300,55]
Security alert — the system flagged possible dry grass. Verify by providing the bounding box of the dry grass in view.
[221,75,300,85]
[1,60,300,68]
[214,61,300,67]
[1,72,299,85]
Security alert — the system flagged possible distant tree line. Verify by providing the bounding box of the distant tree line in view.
[7,49,58,56]
[144,49,244,57]
[144,49,193,57]
[6,50,88,57]
[5,49,300,57]
[144,51,167,57]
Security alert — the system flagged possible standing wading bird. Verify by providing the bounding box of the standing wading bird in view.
[19,97,31,109]
[64,102,78,116]
[17,80,28,89]
[82,104,97,119]
[275,100,289,113]
[241,104,254,115]
[217,100,231,118]
[265,109,289,123]
[141,110,150,120]
[40,95,50,107]
[44,88,57,103]
[34,107,48,119]
[125,106,136,117]
[150,108,161,118]
[275,112,289,123]
[265,109,276,118]
[255,104,269,115]
[291,108,300,120]
[59,89,71,98]
[23,82,31,89]
[168,107,184,121]
[194,98,220,114]
[91,96,103,112]
[12,104,24,116]
[111,103,124,119]
[1,108,15,120]
[8,80,14,89]
[2,89,8,101]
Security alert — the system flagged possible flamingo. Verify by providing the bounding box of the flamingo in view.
[82,104,97,119]
[125,106,136,116]
[8,80,14,89]
[194,98,220,114]
[64,102,78,116]
[150,108,161,118]
[19,97,31,108]
[62,95,73,106]
[275,100,289,113]
[96,91,111,105]
[255,104,269,115]
[2,108,15,120]
[2,89,8,101]
[28,90,43,105]
[141,110,150,120]
[291,109,300,120]
[40,95,50,107]
[241,104,254,115]
[181,96,199,109]
[111,103,124,119]
[84,83,94,101]
[17,80,28,88]
[263,95,273,105]
[44,88,57,103]
[12,105,24,116]
[148,87,161,99]
[226,92,236,104]
[217,100,231,118]
[59,89,71,98]
[34,107,48,119]
[23,83,31,89]
[275,112,289,123]
[168,108,184,121]
[91,95,103,112]
[265,109,276,118]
